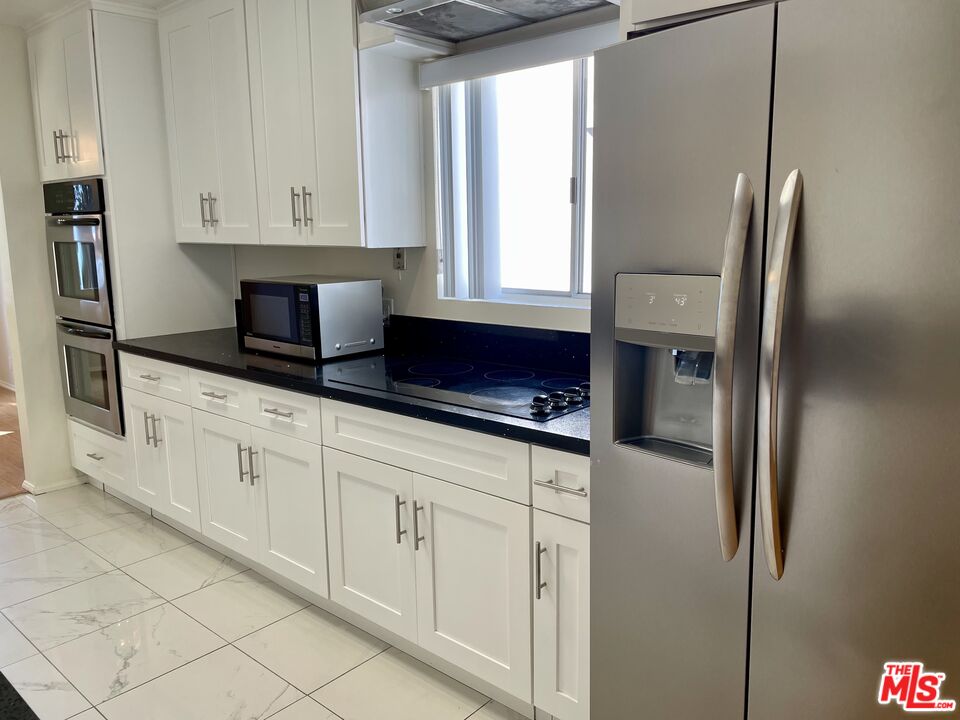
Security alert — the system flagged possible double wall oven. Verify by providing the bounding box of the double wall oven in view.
[46,179,122,435]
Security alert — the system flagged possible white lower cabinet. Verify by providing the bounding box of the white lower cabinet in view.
[323,448,417,640]
[533,510,590,720]
[193,409,257,559]
[253,427,327,596]
[123,388,201,532]
[414,474,532,701]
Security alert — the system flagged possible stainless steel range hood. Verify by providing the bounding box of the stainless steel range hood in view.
[359,0,618,42]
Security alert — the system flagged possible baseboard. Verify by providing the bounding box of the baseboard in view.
[20,472,84,496]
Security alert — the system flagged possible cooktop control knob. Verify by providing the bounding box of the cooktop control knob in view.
[530,395,551,415]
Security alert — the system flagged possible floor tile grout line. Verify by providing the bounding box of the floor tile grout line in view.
[464,699,495,719]
[0,566,116,614]
[8,580,167,655]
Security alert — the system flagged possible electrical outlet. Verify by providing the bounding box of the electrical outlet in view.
[393,248,406,271]
[382,297,395,321]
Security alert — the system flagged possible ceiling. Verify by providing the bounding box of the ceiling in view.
[0,0,168,29]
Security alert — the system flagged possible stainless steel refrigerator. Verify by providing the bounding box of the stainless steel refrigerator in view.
[590,1,960,718]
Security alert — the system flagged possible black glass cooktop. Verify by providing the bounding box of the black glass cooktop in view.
[324,356,589,421]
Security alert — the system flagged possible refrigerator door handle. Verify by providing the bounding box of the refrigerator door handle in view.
[712,173,754,562]
[757,169,803,581]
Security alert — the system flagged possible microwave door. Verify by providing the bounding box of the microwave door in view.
[47,215,112,326]
[57,321,122,435]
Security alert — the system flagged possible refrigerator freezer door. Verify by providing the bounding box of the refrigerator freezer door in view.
[591,6,774,718]
[749,1,960,718]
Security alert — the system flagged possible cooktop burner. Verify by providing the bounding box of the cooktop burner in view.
[326,356,589,421]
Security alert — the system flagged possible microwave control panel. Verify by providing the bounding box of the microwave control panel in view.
[615,274,721,338]
[296,288,314,343]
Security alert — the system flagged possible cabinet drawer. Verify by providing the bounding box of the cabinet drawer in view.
[321,400,530,504]
[532,446,590,523]
[189,369,248,421]
[248,384,322,444]
[119,353,190,403]
[68,418,128,491]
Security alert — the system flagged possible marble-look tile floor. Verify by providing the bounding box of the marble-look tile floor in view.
[0,487,527,720]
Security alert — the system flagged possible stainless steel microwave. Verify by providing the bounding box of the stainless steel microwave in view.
[239,276,384,361]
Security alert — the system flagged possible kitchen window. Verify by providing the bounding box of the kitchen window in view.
[435,57,595,305]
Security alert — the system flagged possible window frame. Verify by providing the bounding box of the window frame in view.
[435,57,594,306]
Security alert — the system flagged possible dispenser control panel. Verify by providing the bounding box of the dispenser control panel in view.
[615,274,721,342]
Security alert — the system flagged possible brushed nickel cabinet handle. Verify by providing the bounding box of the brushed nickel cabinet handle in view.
[201,391,228,401]
[207,192,218,226]
[394,495,407,545]
[758,169,803,581]
[413,501,425,550]
[86,452,104,461]
[199,193,209,227]
[291,186,301,227]
[139,374,161,382]
[712,172,753,562]
[535,541,547,600]
[302,186,312,226]
[237,442,247,483]
[60,131,75,161]
[151,416,162,447]
[247,446,258,486]
[53,131,62,163]
[263,407,294,419]
[143,411,153,446]
[533,474,588,498]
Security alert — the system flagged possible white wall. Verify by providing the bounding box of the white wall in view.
[0,24,77,493]
[0,269,15,389]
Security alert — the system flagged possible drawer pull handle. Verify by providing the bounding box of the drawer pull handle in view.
[85,452,105,461]
[139,374,161,382]
[201,391,228,401]
[264,407,294,419]
[237,442,248,483]
[534,475,588,498]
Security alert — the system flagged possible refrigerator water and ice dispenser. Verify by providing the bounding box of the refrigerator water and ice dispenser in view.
[613,273,722,466]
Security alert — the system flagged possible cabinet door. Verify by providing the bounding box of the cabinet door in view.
[159,0,259,245]
[414,474,532,700]
[124,388,165,510]
[28,7,103,182]
[246,0,315,245]
[630,0,742,27]
[152,396,201,533]
[305,0,364,247]
[533,510,590,720]
[193,409,257,559]
[323,448,417,641]
[252,427,327,596]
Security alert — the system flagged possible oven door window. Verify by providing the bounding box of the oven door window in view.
[64,346,110,409]
[54,241,100,302]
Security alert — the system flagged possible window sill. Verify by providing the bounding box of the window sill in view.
[444,294,590,310]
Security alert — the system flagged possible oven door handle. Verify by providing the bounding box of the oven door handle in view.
[60,327,112,340]
[55,217,101,226]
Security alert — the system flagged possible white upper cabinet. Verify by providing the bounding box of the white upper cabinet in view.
[27,6,104,181]
[630,0,744,27]
[159,0,259,244]
[246,0,364,247]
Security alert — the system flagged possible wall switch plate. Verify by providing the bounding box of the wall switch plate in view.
[393,248,407,270]
[382,297,395,320]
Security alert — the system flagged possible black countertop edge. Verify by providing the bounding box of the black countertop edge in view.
[115,335,590,456]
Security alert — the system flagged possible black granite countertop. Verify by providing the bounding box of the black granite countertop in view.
[115,326,590,455]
